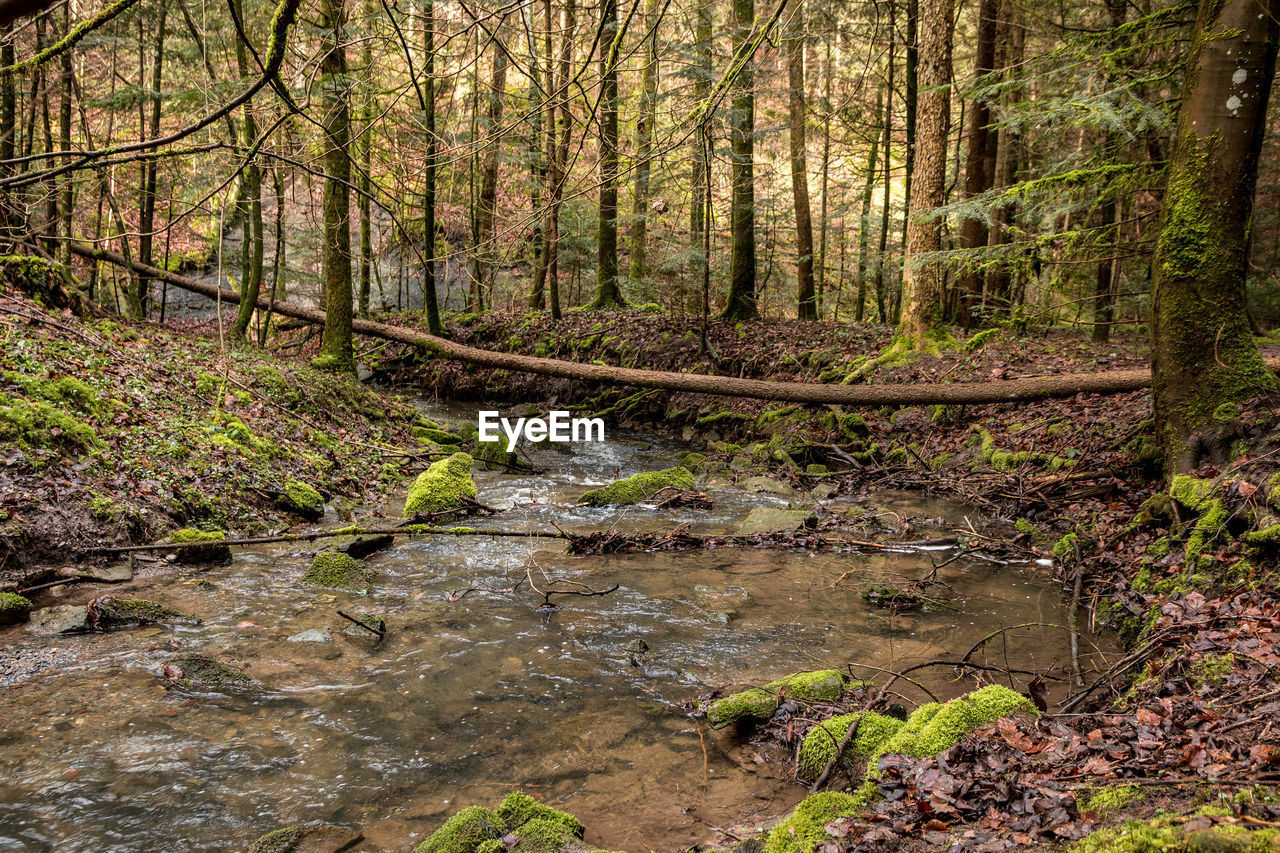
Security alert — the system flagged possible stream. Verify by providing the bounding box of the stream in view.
[0,401,1111,852]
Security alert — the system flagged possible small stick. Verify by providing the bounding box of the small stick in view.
[337,609,385,638]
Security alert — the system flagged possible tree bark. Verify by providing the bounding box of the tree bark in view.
[899,0,953,343]
[788,3,815,320]
[471,32,507,313]
[591,0,625,307]
[628,0,658,286]
[856,90,882,323]
[1150,0,1278,475]
[872,11,894,324]
[689,1,711,308]
[721,0,756,320]
[316,0,355,370]
[955,0,997,328]
[815,35,832,319]
[231,0,264,341]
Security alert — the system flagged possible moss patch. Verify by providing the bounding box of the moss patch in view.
[798,711,905,780]
[277,478,324,520]
[577,466,695,506]
[763,791,862,853]
[405,452,477,517]
[706,670,851,729]
[414,792,585,853]
[170,527,232,563]
[1083,784,1144,817]
[303,552,376,594]
[0,591,32,625]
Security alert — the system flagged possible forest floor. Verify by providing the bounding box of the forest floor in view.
[5,287,1280,851]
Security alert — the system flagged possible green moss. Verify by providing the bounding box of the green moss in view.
[413,425,466,446]
[706,670,851,729]
[168,654,255,691]
[405,452,477,517]
[1015,519,1040,536]
[494,791,584,837]
[246,826,302,853]
[1184,499,1228,568]
[763,791,862,853]
[278,479,324,518]
[0,592,32,624]
[798,711,905,780]
[303,552,376,594]
[964,328,1001,353]
[100,597,190,626]
[170,527,231,563]
[1190,652,1235,687]
[506,818,576,853]
[205,411,270,455]
[1171,475,1217,512]
[1053,533,1081,560]
[978,429,1071,472]
[1084,784,1144,816]
[821,410,870,441]
[0,391,102,453]
[577,466,695,506]
[1074,817,1280,853]
[474,438,523,470]
[413,805,504,853]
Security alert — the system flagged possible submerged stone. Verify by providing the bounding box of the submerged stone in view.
[303,553,376,594]
[577,466,695,506]
[742,476,794,496]
[404,452,478,517]
[77,562,133,583]
[246,822,362,853]
[735,507,815,535]
[164,654,256,691]
[94,596,197,628]
[287,628,332,643]
[325,533,394,560]
[0,591,32,625]
[169,527,232,564]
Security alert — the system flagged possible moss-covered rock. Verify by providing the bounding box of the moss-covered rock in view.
[797,711,905,780]
[278,478,325,521]
[170,527,232,564]
[96,596,196,628]
[413,805,506,853]
[414,792,590,853]
[1074,814,1280,853]
[405,452,477,517]
[706,670,851,729]
[303,552,376,594]
[246,823,363,853]
[165,654,256,691]
[0,391,103,454]
[577,466,695,506]
[325,532,395,560]
[735,507,815,535]
[493,792,584,837]
[474,438,524,471]
[763,791,862,853]
[0,591,33,625]
[413,425,466,446]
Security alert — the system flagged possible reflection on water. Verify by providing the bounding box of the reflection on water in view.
[0,405,1111,852]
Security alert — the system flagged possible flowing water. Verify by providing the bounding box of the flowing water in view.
[0,402,1112,852]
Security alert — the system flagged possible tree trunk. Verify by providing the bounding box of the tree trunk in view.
[899,0,953,343]
[1091,0,1126,343]
[721,0,756,320]
[856,90,882,323]
[549,0,575,316]
[358,0,374,319]
[0,22,16,240]
[815,35,832,319]
[1150,0,1278,475]
[316,0,355,370]
[471,34,508,312]
[872,11,894,325]
[689,1,712,308]
[231,0,264,341]
[955,0,997,328]
[56,0,73,268]
[628,0,658,286]
[81,240,1269,409]
[526,3,545,310]
[788,3,815,320]
[591,0,624,307]
[422,0,443,333]
[985,0,1022,307]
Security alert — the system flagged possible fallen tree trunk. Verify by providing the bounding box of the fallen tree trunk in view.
[68,241,1270,406]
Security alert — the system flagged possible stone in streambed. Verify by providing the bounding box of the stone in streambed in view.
[247,823,363,853]
[324,532,394,560]
[169,527,232,564]
[0,592,32,625]
[94,596,198,628]
[742,476,794,496]
[26,604,89,634]
[576,466,695,506]
[276,478,325,521]
[404,452,477,517]
[303,553,376,594]
[706,669,851,730]
[77,562,133,583]
[163,654,256,691]
[735,507,816,535]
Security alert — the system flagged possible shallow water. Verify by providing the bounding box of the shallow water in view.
[0,404,1111,852]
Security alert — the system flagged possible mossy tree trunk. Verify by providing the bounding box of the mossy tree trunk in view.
[688,1,711,308]
[955,0,996,329]
[627,0,658,288]
[471,30,507,314]
[1150,0,1279,476]
[898,0,953,344]
[231,0,264,341]
[316,0,355,371]
[721,0,756,320]
[787,0,815,321]
[421,0,443,335]
[591,0,625,308]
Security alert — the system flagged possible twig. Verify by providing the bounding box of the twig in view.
[84,524,564,555]
[336,609,385,638]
